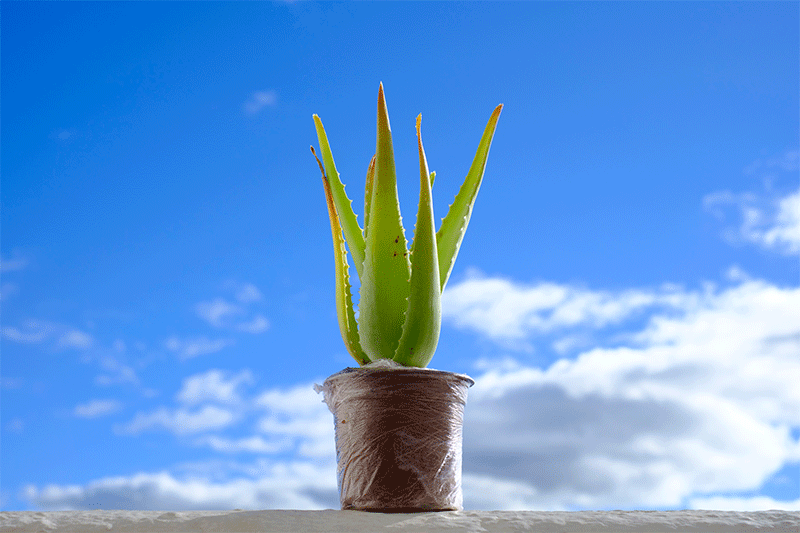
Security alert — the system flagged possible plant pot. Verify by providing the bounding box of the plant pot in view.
[317,363,474,512]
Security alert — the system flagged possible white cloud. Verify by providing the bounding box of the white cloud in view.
[689,495,800,511]
[5,417,24,434]
[1,321,51,344]
[759,190,800,254]
[195,298,243,327]
[165,336,233,360]
[463,474,547,511]
[194,435,289,454]
[74,400,122,419]
[442,271,690,346]
[743,149,799,177]
[256,383,334,458]
[454,275,800,510]
[117,406,237,436]
[21,462,337,511]
[705,188,800,255]
[234,283,263,303]
[95,356,140,387]
[58,329,94,350]
[195,286,269,333]
[1,320,93,351]
[243,90,278,115]
[236,315,270,334]
[177,369,254,405]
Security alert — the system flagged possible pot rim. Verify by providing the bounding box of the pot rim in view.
[324,364,475,388]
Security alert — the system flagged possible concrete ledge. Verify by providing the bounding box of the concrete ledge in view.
[1,510,799,532]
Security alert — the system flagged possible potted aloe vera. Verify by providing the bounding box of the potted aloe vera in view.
[312,84,501,512]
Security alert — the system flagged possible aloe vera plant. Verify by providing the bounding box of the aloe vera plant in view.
[311,84,502,368]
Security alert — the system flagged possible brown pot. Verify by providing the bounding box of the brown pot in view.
[318,364,474,512]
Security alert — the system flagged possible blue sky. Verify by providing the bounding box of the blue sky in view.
[2,2,798,511]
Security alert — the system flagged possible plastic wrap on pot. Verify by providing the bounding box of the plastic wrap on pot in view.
[317,361,474,512]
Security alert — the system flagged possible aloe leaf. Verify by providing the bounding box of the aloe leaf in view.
[313,115,366,277]
[312,147,368,366]
[436,104,503,291]
[363,155,376,245]
[358,83,412,361]
[394,115,441,368]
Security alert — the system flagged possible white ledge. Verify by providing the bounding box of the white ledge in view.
[1,510,799,532]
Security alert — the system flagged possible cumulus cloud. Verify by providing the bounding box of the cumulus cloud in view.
[689,495,800,511]
[704,150,799,255]
[705,188,800,255]
[761,190,800,253]
[25,377,338,511]
[442,271,690,347]
[74,400,122,419]
[255,383,335,458]
[21,462,337,511]
[20,273,799,511]
[243,90,278,115]
[165,336,233,360]
[456,276,800,509]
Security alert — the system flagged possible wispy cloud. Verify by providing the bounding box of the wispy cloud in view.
[95,356,140,387]
[233,283,263,303]
[195,298,243,328]
[705,188,800,255]
[704,150,800,255]
[0,253,28,272]
[194,284,269,333]
[58,329,94,350]
[236,315,270,334]
[194,435,288,454]
[176,369,254,405]
[1,321,52,344]
[117,405,237,436]
[1,320,94,350]
[74,400,122,419]
[243,90,278,115]
[165,336,234,360]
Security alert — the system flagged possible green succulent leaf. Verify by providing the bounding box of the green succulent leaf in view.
[313,115,366,278]
[311,147,368,366]
[363,155,376,245]
[436,104,503,291]
[357,83,412,362]
[393,115,441,368]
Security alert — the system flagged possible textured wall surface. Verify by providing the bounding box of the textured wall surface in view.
[2,510,799,532]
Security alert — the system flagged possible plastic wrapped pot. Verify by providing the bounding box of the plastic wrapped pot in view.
[317,362,474,512]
